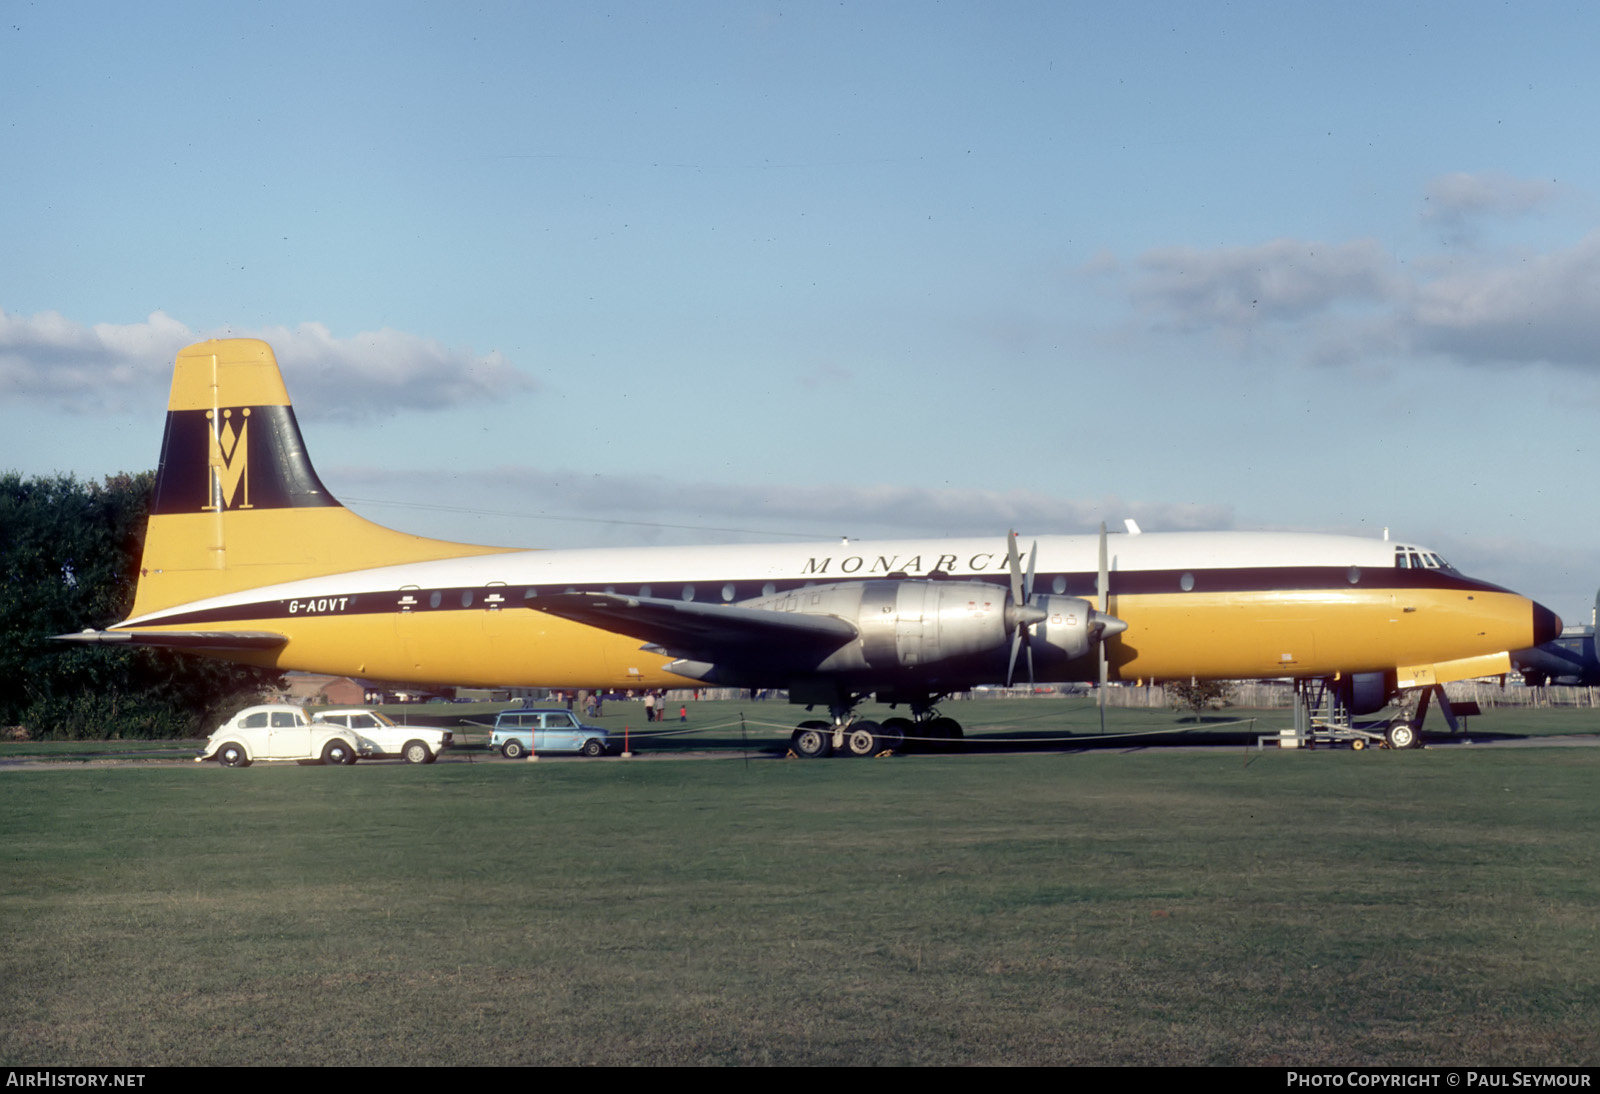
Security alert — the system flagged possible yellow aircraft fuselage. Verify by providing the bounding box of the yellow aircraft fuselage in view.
[70,339,1559,699]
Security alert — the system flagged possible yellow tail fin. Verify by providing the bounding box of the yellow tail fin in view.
[130,339,511,618]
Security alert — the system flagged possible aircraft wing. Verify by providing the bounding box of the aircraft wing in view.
[52,629,289,651]
[527,592,857,661]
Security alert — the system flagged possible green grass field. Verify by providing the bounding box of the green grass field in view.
[4,702,1599,1066]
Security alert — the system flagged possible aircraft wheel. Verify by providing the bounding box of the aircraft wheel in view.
[501,738,526,760]
[218,743,250,768]
[402,740,433,764]
[1386,723,1421,750]
[321,739,356,766]
[927,717,964,752]
[792,722,832,759]
[1351,738,1367,752]
[879,718,911,754]
[844,721,883,757]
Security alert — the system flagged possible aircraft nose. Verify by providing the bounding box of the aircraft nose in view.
[1532,603,1563,646]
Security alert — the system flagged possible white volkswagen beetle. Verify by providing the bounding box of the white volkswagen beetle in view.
[197,704,364,767]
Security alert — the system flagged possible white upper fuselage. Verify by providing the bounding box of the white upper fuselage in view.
[124,530,1447,627]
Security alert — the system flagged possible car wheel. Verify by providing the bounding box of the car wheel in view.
[402,740,432,764]
[582,739,604,757]
[321,739,355,765]
[501,738,525,760]
[218,743,250,768]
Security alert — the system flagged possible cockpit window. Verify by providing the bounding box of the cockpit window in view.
[1395,546,1453,571]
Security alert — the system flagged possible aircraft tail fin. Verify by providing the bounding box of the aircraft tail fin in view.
[128,339,511,619]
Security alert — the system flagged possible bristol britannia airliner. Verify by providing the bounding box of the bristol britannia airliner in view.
[60,339,1561,756]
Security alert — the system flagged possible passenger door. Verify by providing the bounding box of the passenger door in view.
[268,710,312,758]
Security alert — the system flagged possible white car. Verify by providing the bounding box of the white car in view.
[197,704,363,767]
[313,709,450,764]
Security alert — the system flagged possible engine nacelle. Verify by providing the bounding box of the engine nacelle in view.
[1344,671,1395,715]
[1025,593,1100,663]
[737,580,1097,674]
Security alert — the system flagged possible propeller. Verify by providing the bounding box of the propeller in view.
[1004,531,1046,687]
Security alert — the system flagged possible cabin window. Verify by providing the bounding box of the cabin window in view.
[523,587,539,600]
[1348,566,1361,584]
[682,584,696,602]
[639,585,652,598]
[721,583,736,602]
[762,582,776,597]
[429,591,442,608]
[1179,573,1195,592]
[1052,575,1066,595]
[460,590,474,608]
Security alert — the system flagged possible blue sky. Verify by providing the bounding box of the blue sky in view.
[4,1,1600,624]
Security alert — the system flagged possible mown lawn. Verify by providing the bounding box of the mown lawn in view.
[4,742,1598,1065]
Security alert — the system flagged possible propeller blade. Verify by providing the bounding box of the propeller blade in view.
[1004,531,1045,688]
[1098,522,1109,733]
[1024,538,1037,688]
[1006,530,1024,607]
[1097,522,1108,614]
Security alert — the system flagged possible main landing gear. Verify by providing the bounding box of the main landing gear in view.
[788,696,965,758]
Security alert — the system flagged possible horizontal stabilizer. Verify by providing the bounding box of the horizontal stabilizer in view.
[528,592,857,660]
[52,629,289,651]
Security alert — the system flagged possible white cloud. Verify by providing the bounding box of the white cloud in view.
[1113,174,1600,372]
[0,309,533,415]
[1130,238,1401,330]
[0,310,190,410]
[247,322,531,415]
[1422,171,1559,225]
[1411,234,1600,367]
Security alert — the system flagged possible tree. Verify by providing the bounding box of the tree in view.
[1166,678,1235,714]
[0,472,281,739]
